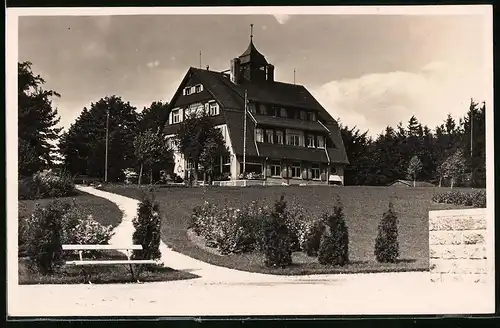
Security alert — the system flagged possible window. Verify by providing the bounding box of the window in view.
[286,133,301,146]
[209,102,219,116]
[291,163,301,178]
[257,104,268,115]
[271,162,281,177]
[172,110,180,124]
[265,130,274,143]
[255,128,264,142]
[276,131,284,144]
[300,111,307,120]
[184,87,192,95]
[280,108,287,117]
[195,85,202,93]
[307,135,315,148]
[312,163,320,180]
[317,135,325,148]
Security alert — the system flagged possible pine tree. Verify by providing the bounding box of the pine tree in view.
[18,61,62,176]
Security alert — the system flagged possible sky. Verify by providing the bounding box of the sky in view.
[17,9,492,137]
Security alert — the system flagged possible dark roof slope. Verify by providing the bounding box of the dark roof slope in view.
[165,67,349,164]
[257,143,329,163]
[238,40,268,65]
[253,114,329,132]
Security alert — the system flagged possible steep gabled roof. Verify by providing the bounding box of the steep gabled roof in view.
[164,67,349,164]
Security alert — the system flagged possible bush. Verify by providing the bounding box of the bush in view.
[24,201,66,274]
[432,190,486,208]
[61,202,114,258]
[374,202,399,263]
[261,196,293,268]
[190,200,265,254]
[318,201,349,266]
[300,219,326,257]
[133,194,162,260]
[31,169,76,199]
[282,198,307,252]
[18,202,30,256]
[19,177,38,200]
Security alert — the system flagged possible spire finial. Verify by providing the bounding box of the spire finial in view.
[293,68,296,84]
[250,24,254,41]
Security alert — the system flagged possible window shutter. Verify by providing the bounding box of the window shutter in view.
[307,168,312,180]
[301,167,308,180]
[266,164,271,177]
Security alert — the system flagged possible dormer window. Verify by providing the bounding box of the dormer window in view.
[307,111,317,122]
[317,135,325,148]
[184,87,191,95]
[300,111,307,120]
[195,85,202,93]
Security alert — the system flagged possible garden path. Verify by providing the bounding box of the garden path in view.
[77,186,300,282]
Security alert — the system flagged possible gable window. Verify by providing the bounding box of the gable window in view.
[255,128,264,142]
[184,87,192,95]
[280,108,287,118]
[307,111,317,121]
[307,135,315,148]
[261,105,268,115]
[265,130,274,143]
[300,111,307,120]
[276,131,284,145]
[291,163,301,178]
[172,109,180,124]
[312,163,320,180]
[317,135,325,148]
[209,102,219,116]
[195,85,202,93]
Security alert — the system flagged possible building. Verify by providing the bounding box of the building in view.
[388,179,435,188]
[163,33,349,185]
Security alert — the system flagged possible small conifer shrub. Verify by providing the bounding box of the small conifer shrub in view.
[318,199,349,266]
[133,193,162,261]
[374,202,399,263]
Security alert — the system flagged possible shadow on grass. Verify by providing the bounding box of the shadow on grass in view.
[18,258,200,285]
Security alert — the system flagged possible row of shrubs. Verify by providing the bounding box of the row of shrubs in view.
[19,169,76,200]
[19,193,163,276]
[190,196,400,267]
[432,190,486,208]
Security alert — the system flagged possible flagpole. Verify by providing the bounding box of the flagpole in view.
[243,90,248,176]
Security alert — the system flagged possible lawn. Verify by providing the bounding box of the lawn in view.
[18,190,198,284]
[18,190,123,228]
[99,185,470,275]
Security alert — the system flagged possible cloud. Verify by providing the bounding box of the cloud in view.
[311,61,490,137]
[274,15,291,25]
[146,60,160,68]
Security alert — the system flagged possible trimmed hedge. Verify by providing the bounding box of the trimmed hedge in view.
[432,190,486,208]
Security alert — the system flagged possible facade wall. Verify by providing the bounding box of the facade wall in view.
[429,208,489,283]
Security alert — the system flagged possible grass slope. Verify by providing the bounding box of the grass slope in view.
[18,190,123,228]
[100,185,468,275]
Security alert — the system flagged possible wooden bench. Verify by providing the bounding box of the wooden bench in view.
[62,244,159,283]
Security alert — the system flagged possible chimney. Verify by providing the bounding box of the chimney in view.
[230,58,241,84]
[266,64,275,82]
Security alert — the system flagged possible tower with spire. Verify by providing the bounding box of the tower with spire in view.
[230,24,274,84]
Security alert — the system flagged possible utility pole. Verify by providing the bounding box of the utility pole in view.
[199,51,202,69]
[242,90,248,176]
[105,108,110,183]
[293,68,296,85]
